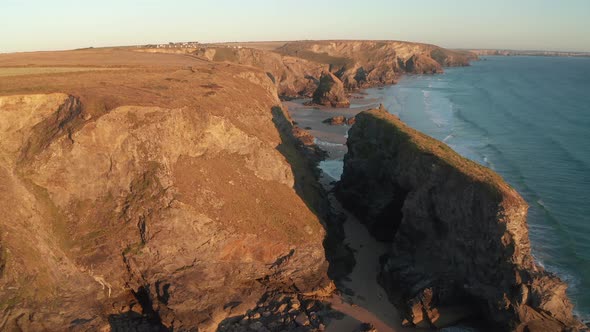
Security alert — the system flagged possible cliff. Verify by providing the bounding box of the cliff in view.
[194,46,326,99]
[0,50,332,331]
[192,41,475,103]
[336,109,583,331]
[277,40,475,90]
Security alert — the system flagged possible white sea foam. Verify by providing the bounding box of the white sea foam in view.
[313,138,345,148]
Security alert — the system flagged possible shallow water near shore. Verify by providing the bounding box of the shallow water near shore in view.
[289,55,590,322]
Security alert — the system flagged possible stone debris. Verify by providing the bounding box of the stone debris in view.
[217,292,333,332]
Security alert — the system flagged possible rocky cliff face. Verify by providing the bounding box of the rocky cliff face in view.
[277,40,475,90]
[0,55,332,331]
[311,72,350,107]
[194,46,326,99]
[336,109,583,331]
[191,41,475,103]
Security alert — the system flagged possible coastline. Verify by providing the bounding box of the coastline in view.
[285,59,588,328]
[371,57,590,322]
[1,41,586,331]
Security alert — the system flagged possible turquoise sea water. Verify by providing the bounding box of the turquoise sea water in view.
[366,56,590,319]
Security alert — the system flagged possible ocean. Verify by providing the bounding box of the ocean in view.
[364,56,590,320]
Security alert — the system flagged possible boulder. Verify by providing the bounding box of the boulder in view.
[322,116,355,126]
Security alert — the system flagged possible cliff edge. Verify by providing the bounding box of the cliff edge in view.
[336,109,584,331]
[0,50,332,331]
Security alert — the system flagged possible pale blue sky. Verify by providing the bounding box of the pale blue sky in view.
[1,0,589,53]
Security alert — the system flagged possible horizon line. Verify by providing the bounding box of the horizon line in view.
[2,39,590,55]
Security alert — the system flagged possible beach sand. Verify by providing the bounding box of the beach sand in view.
[324,191,418,332]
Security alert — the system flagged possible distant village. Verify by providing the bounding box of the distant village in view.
[144,42,201,49]
[143,42,243,49]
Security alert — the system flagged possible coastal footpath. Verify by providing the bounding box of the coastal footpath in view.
[336,109,585,331]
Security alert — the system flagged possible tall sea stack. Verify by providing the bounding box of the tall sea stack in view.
[336,108,584,331]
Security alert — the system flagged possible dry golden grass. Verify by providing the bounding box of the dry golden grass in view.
[211,41,289,51]
[363,108,524,202]
[0,67,121,77]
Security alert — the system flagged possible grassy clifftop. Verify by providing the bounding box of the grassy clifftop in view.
[359,108,522,201]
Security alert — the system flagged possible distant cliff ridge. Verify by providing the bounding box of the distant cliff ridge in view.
[336,109,584,331]
[195,40,476,102]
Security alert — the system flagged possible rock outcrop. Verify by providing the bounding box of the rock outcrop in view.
[401,54,443,74]
[312,72,350,107]
[217,291,332,332]
[322,115,355,126]
[0,52,333,331]
[336,108,584,331]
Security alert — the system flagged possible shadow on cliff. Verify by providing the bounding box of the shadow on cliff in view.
[108,286,169,332]
[270,106,355,282]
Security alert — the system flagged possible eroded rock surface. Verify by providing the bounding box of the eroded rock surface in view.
[311,72,350,108]
[278,40,475,90]
[0,58,331,331]
[336,109,584,331]
[195,46,326,99]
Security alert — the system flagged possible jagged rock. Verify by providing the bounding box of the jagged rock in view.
[277,303,288,313]
[336,108,585,331]
[322,116,355,126]
[312,72,350,107]
[295,312,310,326]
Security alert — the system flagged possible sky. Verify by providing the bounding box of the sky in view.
[1,0,589,53]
